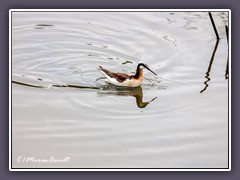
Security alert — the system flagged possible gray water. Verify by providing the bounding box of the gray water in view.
[11,11,229,169]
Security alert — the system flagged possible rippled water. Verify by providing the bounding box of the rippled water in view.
[11,11,229,169]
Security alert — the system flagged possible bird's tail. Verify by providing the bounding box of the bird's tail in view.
[98,66,104,71]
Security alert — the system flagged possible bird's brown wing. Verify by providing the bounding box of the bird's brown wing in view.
[99,66,131,83]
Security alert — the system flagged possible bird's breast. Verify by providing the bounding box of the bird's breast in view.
[120,77,143,87]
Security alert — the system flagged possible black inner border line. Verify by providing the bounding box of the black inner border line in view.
[10,10,230,170]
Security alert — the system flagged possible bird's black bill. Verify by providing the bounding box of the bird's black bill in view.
[146,66,157,76]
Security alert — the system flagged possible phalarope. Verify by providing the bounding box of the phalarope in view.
[98,62,157,87]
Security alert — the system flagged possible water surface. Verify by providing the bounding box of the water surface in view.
[11,11,229,169]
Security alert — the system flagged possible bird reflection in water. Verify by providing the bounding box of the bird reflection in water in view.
[98,84,157,108]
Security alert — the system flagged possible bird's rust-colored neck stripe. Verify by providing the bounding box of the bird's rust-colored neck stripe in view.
[134,66,143,79]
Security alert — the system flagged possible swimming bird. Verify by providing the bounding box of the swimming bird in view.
[98,62,157,87]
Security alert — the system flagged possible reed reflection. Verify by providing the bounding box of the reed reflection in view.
[200,39,219,93]
[225,25,229,80]
[201,13,229,93]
